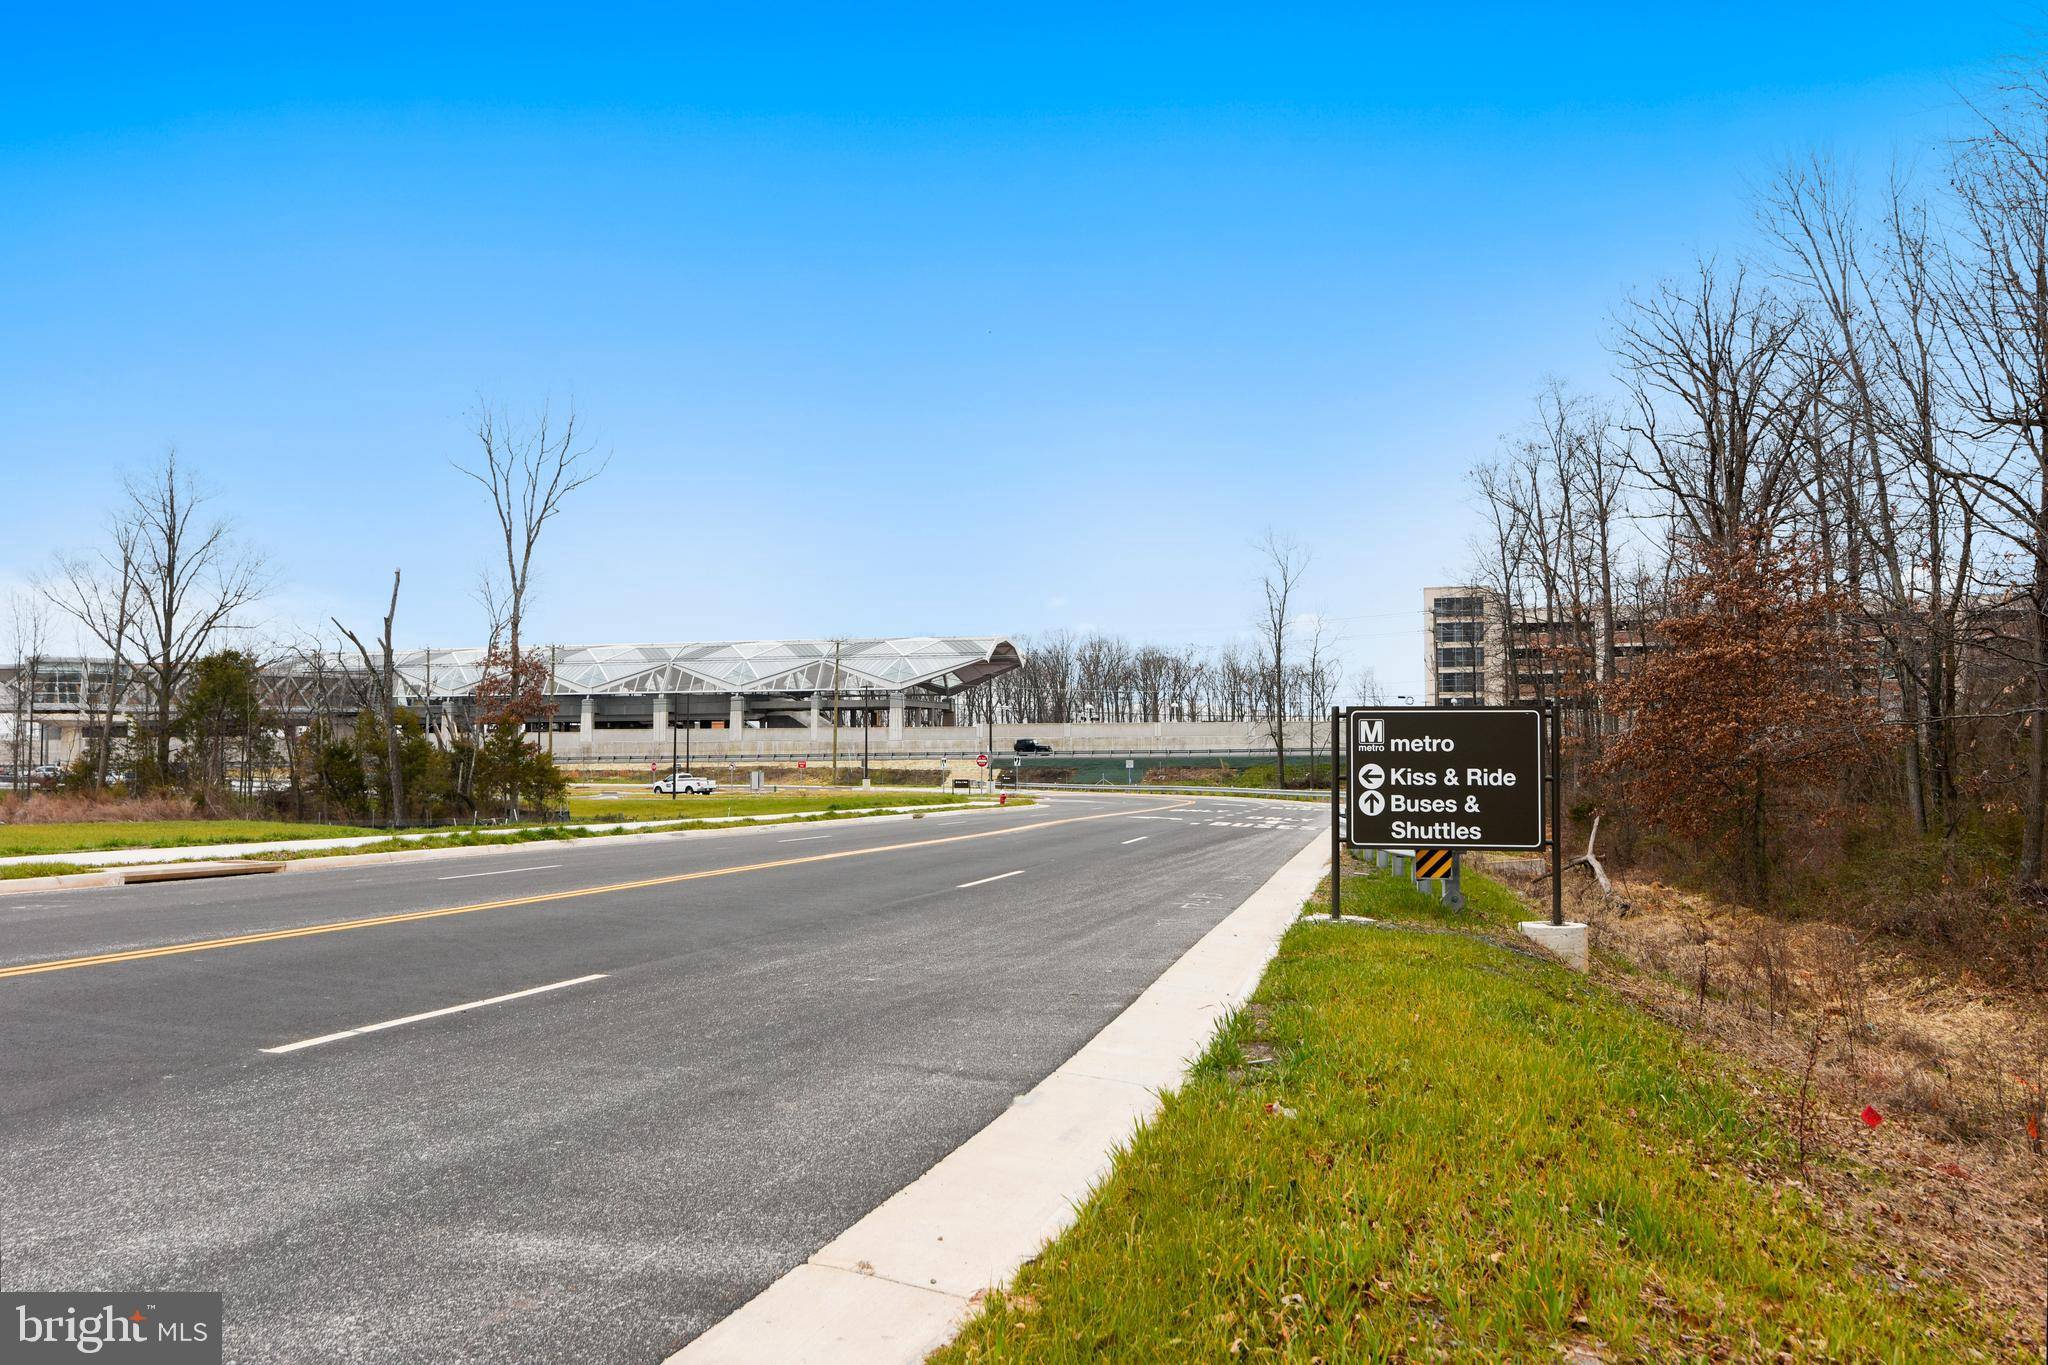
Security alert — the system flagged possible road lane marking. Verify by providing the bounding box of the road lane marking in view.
[777,835,831,843]
[1121,837,1148,845]
[262,973,608,1053]
[0,799,1192,982]
[436,864,562,881]
[957,870,1025,888]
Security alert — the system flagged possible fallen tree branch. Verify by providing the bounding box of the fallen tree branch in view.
[1563,812,1626,908]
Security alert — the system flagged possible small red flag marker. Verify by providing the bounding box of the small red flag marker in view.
[1859,1105,1883,1128]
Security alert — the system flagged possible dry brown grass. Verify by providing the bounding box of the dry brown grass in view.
[0,792,198,824]
[1479,856,2048,1352]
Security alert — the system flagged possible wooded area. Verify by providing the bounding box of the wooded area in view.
[3,403,599,828]
[1469,70,2048,936]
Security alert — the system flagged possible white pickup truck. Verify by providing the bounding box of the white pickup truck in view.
[651,772,717,795]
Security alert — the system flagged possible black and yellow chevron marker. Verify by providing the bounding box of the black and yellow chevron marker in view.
[1414,848,1456,879]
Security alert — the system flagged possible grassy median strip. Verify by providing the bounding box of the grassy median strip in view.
[0,861,97,881]
[241,801,1005,864]
[936,868,2006,1362]
[0,791,975,860]
[563,790,967,822]
[0,818,388,859]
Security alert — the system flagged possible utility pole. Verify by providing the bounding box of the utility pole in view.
[862,686,871,784]
[669,711,678,801]
[829,638,843,784]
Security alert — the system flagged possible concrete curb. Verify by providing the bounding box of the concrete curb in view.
[0,802,1013,899]
[120,860,285,884]
[669,830,1329,1365]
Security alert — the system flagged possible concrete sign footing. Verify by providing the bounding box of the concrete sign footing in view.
[1517,921,1588,971]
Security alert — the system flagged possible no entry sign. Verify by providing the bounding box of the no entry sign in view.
[975,753,989,767]
[1344,706,1544,850]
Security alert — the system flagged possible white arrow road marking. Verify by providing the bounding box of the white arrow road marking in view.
[261,974,609,1054]
[957,869,1026,889]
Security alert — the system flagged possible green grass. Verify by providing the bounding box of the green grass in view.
[0,818,387,859]
[1308,850,1532,931]
[0,792,974,860]
[244,799,1017,864]
[563,790,968,822]
[937,868,2011,1362]
[0,860,96,880]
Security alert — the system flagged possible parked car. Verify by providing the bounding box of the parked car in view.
[28,764,64,788]
[652,771,717,795]
[1012,738,1054,755]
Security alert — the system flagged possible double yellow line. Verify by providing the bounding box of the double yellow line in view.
[0,799,1190,982]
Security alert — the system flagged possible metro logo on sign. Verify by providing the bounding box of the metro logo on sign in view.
[1343,706,1544,851]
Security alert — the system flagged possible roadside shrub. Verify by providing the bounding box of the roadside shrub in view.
[0,792,199,824]
[839,766,938,787]
[1144,766,1235,786]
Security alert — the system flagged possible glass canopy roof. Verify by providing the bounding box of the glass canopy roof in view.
[388,637,1022,701]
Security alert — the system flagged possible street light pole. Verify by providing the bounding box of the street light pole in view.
[669,707,678,802]
[862,687,871,784]
[829,639,843,785]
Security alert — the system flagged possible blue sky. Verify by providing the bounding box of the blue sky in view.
[1,4,2029,697]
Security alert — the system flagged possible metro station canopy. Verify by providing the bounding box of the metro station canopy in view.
[390,637,1023,701]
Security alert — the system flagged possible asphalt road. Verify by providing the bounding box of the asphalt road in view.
[0,794,1319,1363]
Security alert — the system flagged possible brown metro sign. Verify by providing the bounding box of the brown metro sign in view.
[1344,706,1544,850]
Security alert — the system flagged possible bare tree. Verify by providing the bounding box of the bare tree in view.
[335,570,405,830]
[1254,530,1309,786]
[5,592,52,790]
[455,401,608,714]
[41,514,141,787]
[1614,260,1807,550]
[1302,614,1344,781]
[124,451,267,786]
[1939,75,2048,882]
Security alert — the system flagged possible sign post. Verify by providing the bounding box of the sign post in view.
[1328,708,1343,920]
[1546,699,1563,927]
[1333,702,1577,963]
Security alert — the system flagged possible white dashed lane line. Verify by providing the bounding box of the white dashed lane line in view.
[957,869,1026,889]
[1121,836,1148,845]
[436,864,562,881]
[261,973,609,1054]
